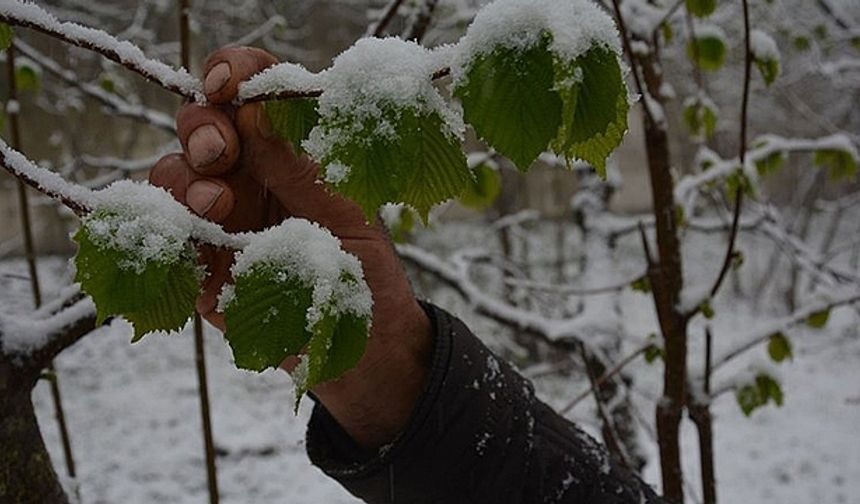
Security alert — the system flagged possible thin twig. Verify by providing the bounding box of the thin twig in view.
[608,0,655,124]
[366,0,407,37]
[7,41,77,480]
[561,343,650,414]
[705,0,752,301]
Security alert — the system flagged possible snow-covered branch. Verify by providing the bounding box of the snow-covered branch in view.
[0,294,96,365]
[707,291,860,375]
[397,243,615,346]
[0,0,203,100]
[675,133,860,214]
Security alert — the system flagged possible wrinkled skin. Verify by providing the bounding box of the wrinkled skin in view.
[149,47,431,449]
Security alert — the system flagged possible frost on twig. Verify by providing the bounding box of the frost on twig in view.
[0,0,203,100]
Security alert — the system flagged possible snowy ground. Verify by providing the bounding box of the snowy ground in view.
[3,216,859,503]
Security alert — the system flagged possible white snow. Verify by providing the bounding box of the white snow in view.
[303,37,464,182]
[451,0,621,83]
[0,0,203,100]
[83,181,198,272]
[237,61,322,101]
[750,29,781,64]
[228,219,373,331]
[694,23,728,45]
[0,296,95,357]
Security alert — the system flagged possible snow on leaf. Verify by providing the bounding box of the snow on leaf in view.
[453,0,627,177]
[221,220,372,407]
[73,219,199,342]
[302,37,469,219]
[751,30,781,87]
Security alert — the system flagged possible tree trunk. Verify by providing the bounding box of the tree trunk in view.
[0,359,69,504]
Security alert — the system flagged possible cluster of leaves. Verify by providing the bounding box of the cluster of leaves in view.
[455,38,628,178]
[266,34,628,220]
[72,192,372,405]
[733,305,834,416]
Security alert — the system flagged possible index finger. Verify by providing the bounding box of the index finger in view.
[203,47,279,104]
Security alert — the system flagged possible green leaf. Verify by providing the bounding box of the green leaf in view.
[385,205,418,244]
[455,36,562,171]
[726,169,755,200]
[630,276,651,293]
[323,108,471,221]
[767,332,793,363]
[683,98,718,139]
[814,149,858,181]
[754,57,780,87]
[15,64,40,93]
[552,46,629,178]
[73,224,199,341]
[459,163,501,210]
[687,33,727,71]
[266,98,320,156]
[295,310,368,409]
[806,308,830,329]
[755,150,786,177]
[736,373,784,416]
[792,36,810,51]
[0,23,12,50]
[223,266,316,371]
[699,299,715,319]
[686,0,716,18]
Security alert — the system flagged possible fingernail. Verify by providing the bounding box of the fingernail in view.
[204,62,231,95]
[187,180,225,216]
[256,105,275,139]
[187,125,226,167]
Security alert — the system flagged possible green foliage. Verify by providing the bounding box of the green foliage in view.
[266,98,320,156]
[0,23,12,50]
[455,37,628,177]
[755,151,786,177]
[15,63,40,93]
[630,276,651,294]
[736,373,784,416]
[814,149,858,181]
[754,56,780,87]
[687,34,727,71]
[73,223,199,341]
[552,47,629,178]
[726,169,754,199]
[792,36,810,51]
[699,299,715,319]
[767,332,793,363]
[386,205,418,244]
[806,308,830,329]
[455,36,562,172]
[222,265,369,406]
[459,163,502,210]
[683,98,718,139]
[321,107,471,222]
[686,0,716,18]
[644,334,664,364]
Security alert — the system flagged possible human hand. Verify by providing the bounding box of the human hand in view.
[148,47,431,448]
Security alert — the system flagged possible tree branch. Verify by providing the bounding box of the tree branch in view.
[0,1,202,100]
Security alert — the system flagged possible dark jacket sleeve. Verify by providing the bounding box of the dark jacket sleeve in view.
[306,303,663,503]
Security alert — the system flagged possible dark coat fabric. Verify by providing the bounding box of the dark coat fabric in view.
[306,303,664,503]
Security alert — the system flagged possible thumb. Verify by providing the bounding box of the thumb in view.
[234,103,371,236]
